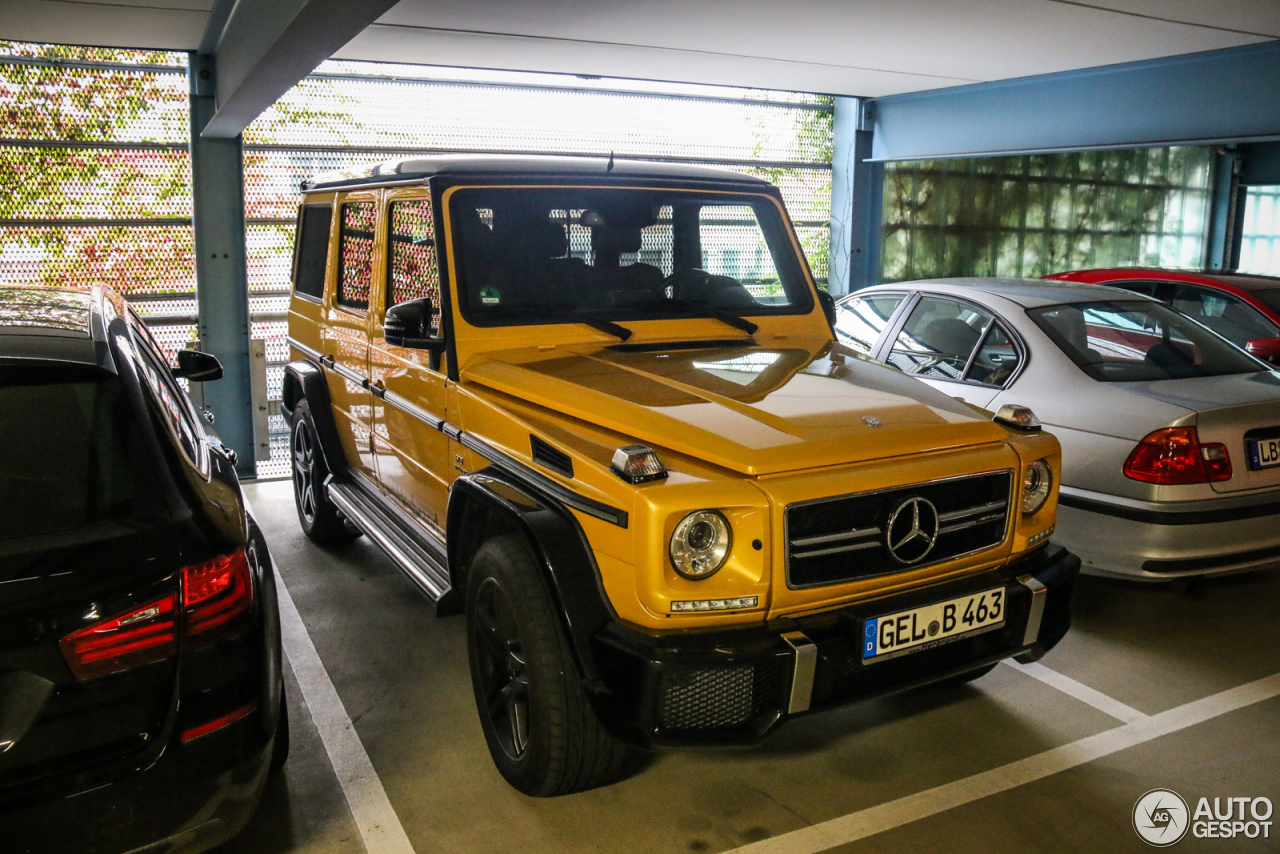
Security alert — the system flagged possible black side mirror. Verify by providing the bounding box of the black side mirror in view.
[816,289,838,330]
[173,349,223,382]
[385,298,441,348]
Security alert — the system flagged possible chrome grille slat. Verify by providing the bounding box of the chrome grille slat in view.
[785,470,1014,589]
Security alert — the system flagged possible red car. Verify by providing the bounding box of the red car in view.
[1045,268,1280,362]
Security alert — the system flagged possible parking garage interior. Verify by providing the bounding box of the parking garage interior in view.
[3,2,1280,852]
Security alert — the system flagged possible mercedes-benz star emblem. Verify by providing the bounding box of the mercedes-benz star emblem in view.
[885,497,939,564]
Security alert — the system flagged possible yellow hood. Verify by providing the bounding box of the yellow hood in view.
[461,338,1009,476]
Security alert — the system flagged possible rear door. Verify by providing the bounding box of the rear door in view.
[323,193,380,480]
[0,360,179,793]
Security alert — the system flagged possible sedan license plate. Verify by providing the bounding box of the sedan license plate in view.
[1247,437,1280,471]
[862,587,1005,664]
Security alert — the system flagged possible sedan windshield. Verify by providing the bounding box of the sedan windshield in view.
[449,187,813,328]
[1028,300,1265,382]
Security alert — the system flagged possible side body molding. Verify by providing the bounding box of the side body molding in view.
[280,359,347,476]
[447,470,618,688]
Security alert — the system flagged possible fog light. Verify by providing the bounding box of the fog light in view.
[1028,524,1055,546]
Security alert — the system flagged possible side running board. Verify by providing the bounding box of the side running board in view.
[325,477,453,612]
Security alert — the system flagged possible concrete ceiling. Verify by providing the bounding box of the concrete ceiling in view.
[4,0,1279,97]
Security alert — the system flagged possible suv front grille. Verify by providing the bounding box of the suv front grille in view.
[785,471,1013,588]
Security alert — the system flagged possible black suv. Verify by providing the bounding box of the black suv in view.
[0,285,286,853]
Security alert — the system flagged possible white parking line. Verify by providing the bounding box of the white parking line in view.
[1003,660,1149,724]
[276,568,417,854]
[724,671,1280,854]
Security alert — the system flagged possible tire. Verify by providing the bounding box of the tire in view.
[465,535,629,796]
[290,399,357,545]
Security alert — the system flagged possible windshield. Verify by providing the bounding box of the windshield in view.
[0,365,160,540]
[1028,300,1265,382]
[448,187,813,327]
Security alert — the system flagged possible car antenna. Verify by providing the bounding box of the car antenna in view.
[606,150,614,172]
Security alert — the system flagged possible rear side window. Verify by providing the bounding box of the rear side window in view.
[293,204,332,301]
[338,201,376,311]
[0,366,161,540]
[834,293,907,354]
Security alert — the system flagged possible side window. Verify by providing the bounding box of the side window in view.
[1170,284,1280,347]
[338,201,376,311]
[834,293,907,354]
[886,296,992,381]
[387,198,441,335]
[965,322,1022,387]
[293,204,332,301]
[130,327,203,467]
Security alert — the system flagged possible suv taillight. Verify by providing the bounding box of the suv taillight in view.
[60,548,254,679]
[1123,427,1232,484]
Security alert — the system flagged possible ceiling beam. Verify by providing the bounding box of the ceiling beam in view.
[870,39,1280,161]
[200,0,399,139]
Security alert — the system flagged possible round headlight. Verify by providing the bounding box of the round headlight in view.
[1022,460,1052,515]
[670,510,732,579]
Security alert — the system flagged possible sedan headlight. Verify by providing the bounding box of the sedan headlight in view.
[1022,459,1052,515]
[669,510,732,579]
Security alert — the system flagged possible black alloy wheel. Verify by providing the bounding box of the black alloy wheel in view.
[465,535,629,796]
[289,399,356,545]
[473,576,530,761]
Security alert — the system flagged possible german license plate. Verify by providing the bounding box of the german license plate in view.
[1247,437,1280,471]
[862,587,1005,663]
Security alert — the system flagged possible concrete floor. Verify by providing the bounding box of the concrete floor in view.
[227,479,1280,854]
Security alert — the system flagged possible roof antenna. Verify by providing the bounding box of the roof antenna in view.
[606,150,614,172]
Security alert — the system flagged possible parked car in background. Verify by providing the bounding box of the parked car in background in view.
[0,285,286,853]
[1046,268,1280,363]
[835,279,1280,581]
[283,154,1078,796]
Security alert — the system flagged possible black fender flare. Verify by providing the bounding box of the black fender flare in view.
[281,359,346,476]
[446,469,618,691]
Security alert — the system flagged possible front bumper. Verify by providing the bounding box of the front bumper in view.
[590,543,1079,749]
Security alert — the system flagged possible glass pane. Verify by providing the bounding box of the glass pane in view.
[0,366,159,540]
[295,204,332,299]
[1029,300,1262,381]
[338,201,376,310]
[1169,284,1280,346]
[886,296,992,380]
[834,293,906,354]
[965,323,1021,386]
[387,199,440,334]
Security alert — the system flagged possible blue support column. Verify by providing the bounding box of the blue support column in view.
[189,53,255,476]
[829,97,882,295]
[1205,146,1246,273]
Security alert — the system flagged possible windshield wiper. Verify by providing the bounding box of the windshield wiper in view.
[499,304,632,341]
[635,297,758,336]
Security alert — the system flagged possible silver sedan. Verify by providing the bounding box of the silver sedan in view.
[834,278,1280,581]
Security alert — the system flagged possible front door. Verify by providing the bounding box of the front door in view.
[321,193,379,481]
[370,190,454,537]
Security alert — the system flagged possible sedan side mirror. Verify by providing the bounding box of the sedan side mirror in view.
[173,349,223,382]
[1246,337,1280,364]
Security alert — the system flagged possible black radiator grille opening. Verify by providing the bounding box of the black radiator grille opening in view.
[786,471,1013,588]
[656,661,783,732]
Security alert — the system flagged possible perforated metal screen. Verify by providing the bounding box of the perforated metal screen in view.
[2,41,833,479]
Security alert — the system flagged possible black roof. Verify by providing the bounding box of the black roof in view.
[303,153,772,191]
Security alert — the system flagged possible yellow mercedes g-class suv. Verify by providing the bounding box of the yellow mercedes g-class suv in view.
[283,154,1079,796]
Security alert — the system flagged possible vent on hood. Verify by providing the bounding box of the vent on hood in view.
[530,435,574,478]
